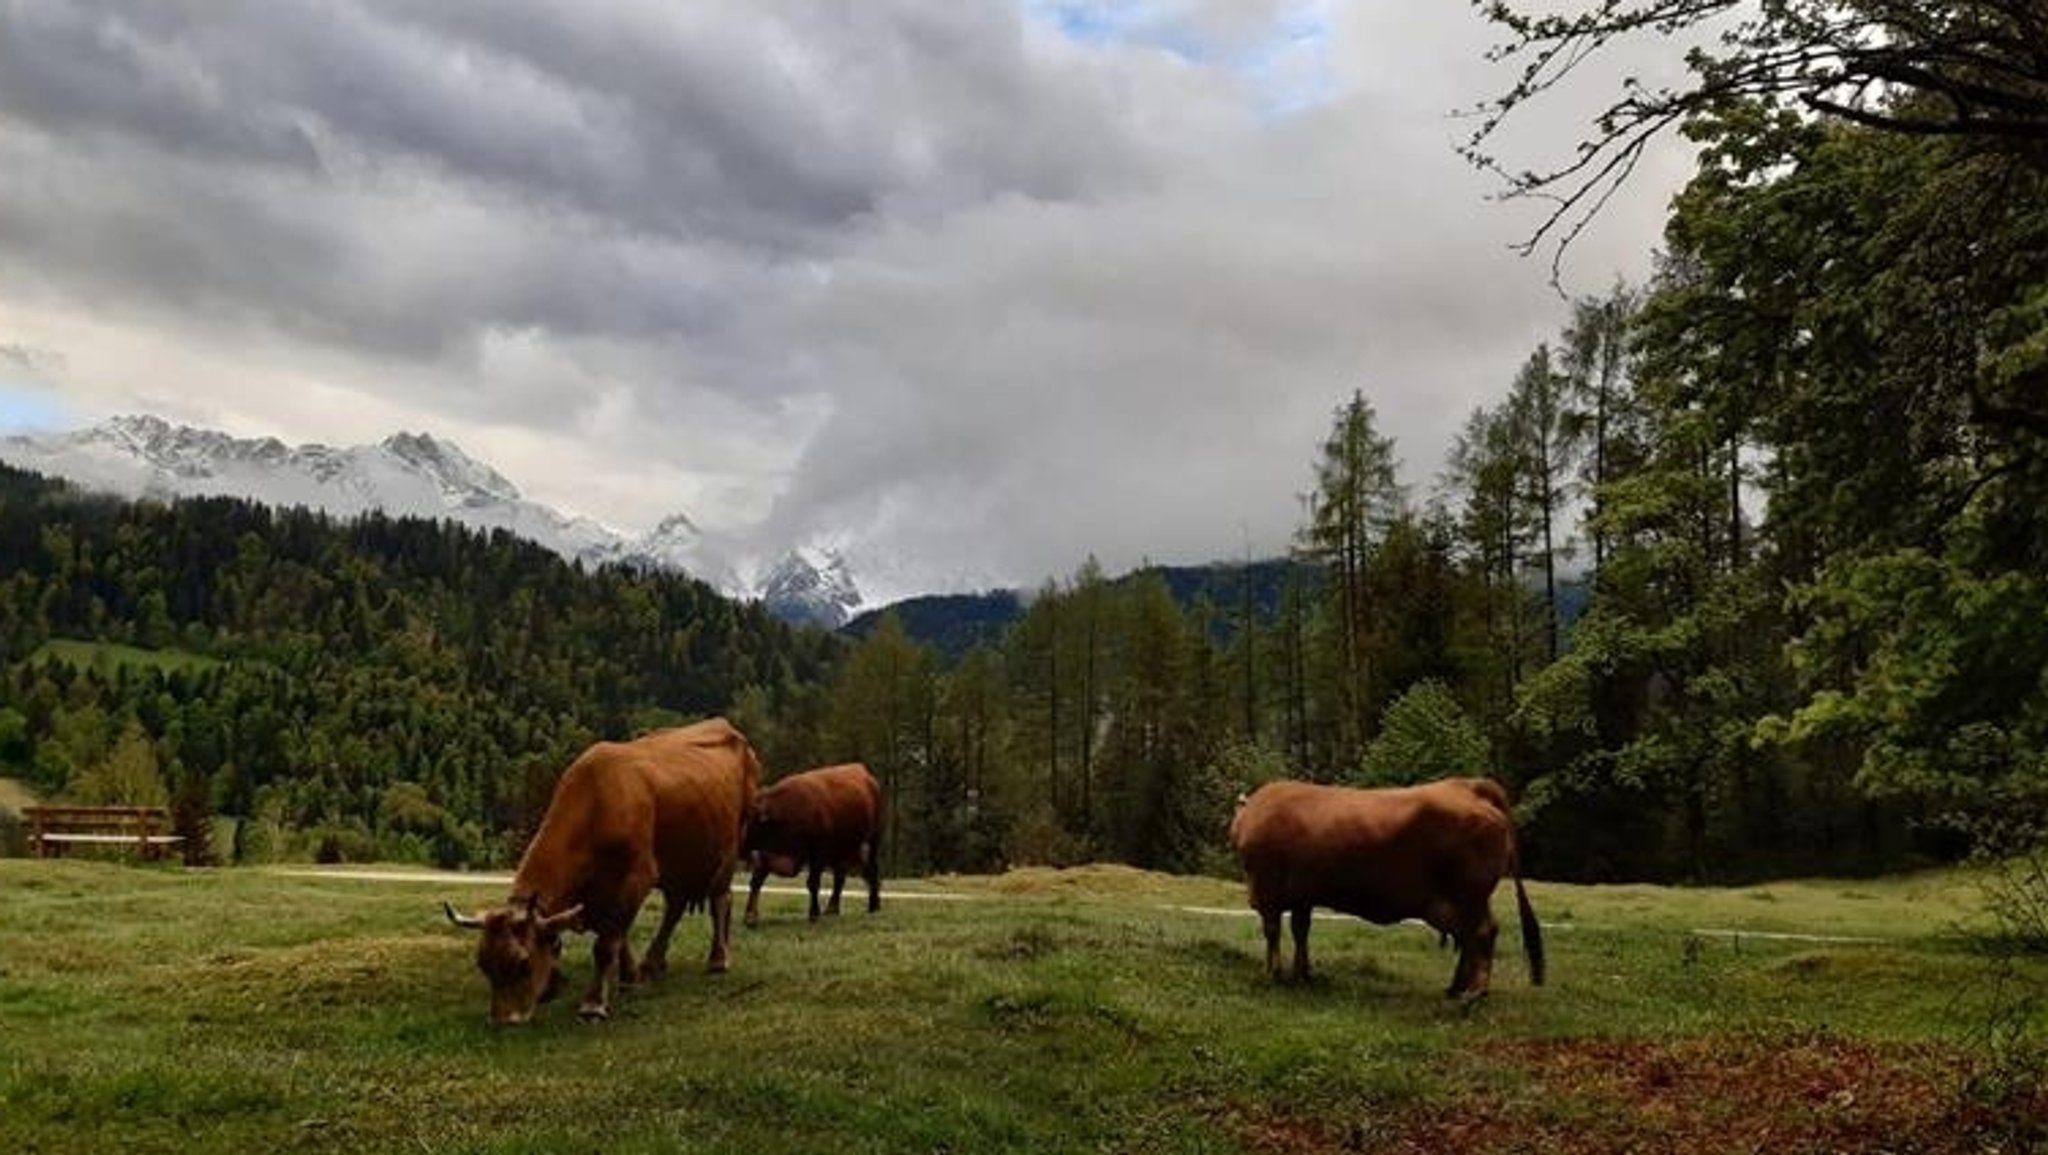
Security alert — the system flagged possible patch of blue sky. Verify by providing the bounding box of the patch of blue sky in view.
[0,381,76,434]
[1023,1,1210,61]
[1022,0,1338,118]
[1240,1,1338,119]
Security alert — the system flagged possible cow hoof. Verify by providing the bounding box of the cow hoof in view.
[577,1002,610,1022]
[743,912,759,928]
[640,957,668,981]
[706,955,731,975]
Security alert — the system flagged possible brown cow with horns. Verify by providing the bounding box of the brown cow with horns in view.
[1229,775,1544,997]
[742,762,884,925]
[444,718,760,1024]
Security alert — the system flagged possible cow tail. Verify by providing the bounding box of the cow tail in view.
[1509,831,1546,987]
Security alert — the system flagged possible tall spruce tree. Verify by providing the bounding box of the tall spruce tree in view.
[1298,390,1406,770]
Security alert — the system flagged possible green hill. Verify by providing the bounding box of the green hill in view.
[0,462,842,866]
[29,639,223,675]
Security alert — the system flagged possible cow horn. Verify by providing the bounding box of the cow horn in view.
[443,901,486,929]
[540,904,584,932]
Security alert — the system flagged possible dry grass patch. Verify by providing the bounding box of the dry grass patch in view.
[1228,1030,2047,1155]
[936,863,1240,904]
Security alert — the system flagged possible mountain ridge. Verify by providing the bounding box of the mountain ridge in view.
[0,415,867,627]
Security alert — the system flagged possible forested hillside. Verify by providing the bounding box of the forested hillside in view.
[0,468,840,865]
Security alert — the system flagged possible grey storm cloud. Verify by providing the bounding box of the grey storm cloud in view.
[0,1,1690,597]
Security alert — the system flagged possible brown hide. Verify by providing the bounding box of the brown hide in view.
[1449,775,1511,815]
[742,762,883,923]
[449,717,760,1023]
[1231,777,1543,996]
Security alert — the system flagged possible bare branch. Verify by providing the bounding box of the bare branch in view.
[1467,0,2048,265]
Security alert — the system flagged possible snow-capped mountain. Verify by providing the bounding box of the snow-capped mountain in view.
[758,548,862,631]
[0,415,870,627]
[0,414,630,564]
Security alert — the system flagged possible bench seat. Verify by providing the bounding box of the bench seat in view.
[22,806,182,859]
[34,832,186,845]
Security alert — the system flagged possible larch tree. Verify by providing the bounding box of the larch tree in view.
[1298,390,1406,769]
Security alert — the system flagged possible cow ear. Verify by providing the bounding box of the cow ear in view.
[444,901,486,930]
[540,904,584,932]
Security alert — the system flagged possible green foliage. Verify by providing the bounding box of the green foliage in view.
[67,721,168,807]
[1982,848,2048,956]
[0,468,840,865]
[29,639,222,676]
[1767,552,2048,819]
[1356,681,1491,787]
[1299,390,1407,767]
[170,763,216,867]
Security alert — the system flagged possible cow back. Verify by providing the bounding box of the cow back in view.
[510,718,759,917]
[1234,779,1514,924]
[633,719,760,902]
[752,762,882,867]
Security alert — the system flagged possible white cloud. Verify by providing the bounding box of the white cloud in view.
[0,0,1693,597]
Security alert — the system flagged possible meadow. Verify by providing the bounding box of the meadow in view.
[1,859,2042,1154]
[25,640,224,676]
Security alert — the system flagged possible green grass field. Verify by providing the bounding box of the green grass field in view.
[1,860,2041,1153]
[28,639,223,676]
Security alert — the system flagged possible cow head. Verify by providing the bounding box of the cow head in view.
[741,792,781,856]
[742,793,805,875]
[443,897,583,1025]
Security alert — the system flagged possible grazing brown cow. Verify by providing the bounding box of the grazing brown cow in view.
[741,762,883,925]
[1229,777,1544,997]
[445,718,760,1024]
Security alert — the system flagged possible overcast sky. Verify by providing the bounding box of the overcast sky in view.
[0,1,1696,600]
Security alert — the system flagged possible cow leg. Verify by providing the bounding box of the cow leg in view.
[1467,913,1501,997]
[1447,913,1498,999]
[1260,908,1284,980]
[579,932,624,1021]
[1290,906,1314,983]
[826,863,847,916]
[706,889,733,973]
[806,862,824,921]
[863,843,882,913]
[744,865,769,927]
[640,897,684,980]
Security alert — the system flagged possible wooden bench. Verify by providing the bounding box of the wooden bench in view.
[21,806,183,860]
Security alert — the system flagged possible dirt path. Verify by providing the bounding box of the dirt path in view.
[275,868,1908,943]
[268,866,976,901]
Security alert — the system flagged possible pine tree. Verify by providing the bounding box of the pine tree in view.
[1298,390,1406,768]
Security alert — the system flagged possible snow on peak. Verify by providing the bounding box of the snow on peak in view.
[379,431,522,504]
[759,548,863,630]
[0,415,948,629]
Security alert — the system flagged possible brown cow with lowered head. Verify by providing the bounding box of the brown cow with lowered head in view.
[444,718,760,1024]
[1229,776,1544,998]
[741,762,883,925]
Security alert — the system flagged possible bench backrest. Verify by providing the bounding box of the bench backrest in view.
[23,805,171,830]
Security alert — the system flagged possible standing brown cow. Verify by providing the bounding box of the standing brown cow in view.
[1229,776,1544,997]
[445,718,760,1023]
[741,762,883,925]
